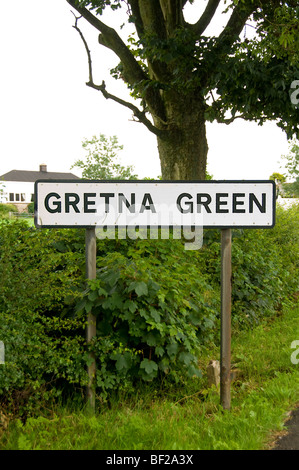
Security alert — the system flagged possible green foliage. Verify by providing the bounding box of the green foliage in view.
[0,204,298,413]
[281,139,299,197]
[282,140,299,178]
[269,173,286,183]
[200,204,299,326]
[75,0,121,16]
[71,134,138,180]
[27,202,34,214]
[0,220,87,415]
[2,305,299,450]
[76,243,216,395]
[74,1,299,140]
[0,203,17,214]
[254,3,299,64]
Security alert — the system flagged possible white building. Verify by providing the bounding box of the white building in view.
[0,164,79,212]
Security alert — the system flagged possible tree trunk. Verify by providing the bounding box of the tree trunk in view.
[154,91,208,180]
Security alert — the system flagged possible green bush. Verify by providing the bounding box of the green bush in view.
[27,202,34,214]
[0,203,17,214]
[197,204,299,326]
[76,242,218,397]
[230,205,299,325]
[0,204,298,413]
[0,220,87,415]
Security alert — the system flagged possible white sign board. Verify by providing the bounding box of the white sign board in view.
[34,180,275,228]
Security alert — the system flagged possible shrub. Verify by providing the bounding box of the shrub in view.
[0,220,87,415]
[27,202,34,214]
[76,241,218,397]
[0,204,298,412]
[0,203,17,214]
[190,203,299,326]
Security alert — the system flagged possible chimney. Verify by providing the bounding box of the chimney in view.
[39,164,47,172]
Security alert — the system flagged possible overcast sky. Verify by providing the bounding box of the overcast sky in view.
[0,0,293,180]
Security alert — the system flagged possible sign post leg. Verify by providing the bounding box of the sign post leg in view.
[220,228,232,410]
[85,227,97,412]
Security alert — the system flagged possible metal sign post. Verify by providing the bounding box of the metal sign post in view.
[220,228,232,410]
[85,227,97,412]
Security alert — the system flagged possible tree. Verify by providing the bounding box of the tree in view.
[71,134,138,179]
[269,172,286,198]
[281,139,299,197]
[66,0,299,180]
[269,172,286,184]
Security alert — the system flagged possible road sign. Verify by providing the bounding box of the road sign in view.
[35,180,275,228]
[34,178,276,412]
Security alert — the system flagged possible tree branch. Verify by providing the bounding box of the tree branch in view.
[159,0,184,35]
[127,0,144,39]
[186,0,221,37]
[216,113,246,125]
[87,80,164,136]
[71,14,164,138]
[67,0,146,85]
[217,2,258,46]
[71,12,93,83]
[67,0,167,122]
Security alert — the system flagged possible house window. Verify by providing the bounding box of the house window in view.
[8,193,26,202]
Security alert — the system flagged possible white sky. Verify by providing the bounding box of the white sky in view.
[0,0,292,180]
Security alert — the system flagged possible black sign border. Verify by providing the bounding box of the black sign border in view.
[34,179,276,229]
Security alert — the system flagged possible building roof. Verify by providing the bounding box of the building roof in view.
[0,169,80,182]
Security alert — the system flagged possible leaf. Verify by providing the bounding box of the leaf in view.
[187,365,202,378]
[84,300,93,313]
[88,290,99,302]
[145,331,159,347]
[52,241,69,253]
[132,281,148,297]
[124,299,138,313]
[75,299,86,313]
[149,307,161,323]
[179,351,193,366]
[114,352,132,372]
[140,358,158,375]
[105,271,120,288]
[166,342,179,359]
[155,345,164,357]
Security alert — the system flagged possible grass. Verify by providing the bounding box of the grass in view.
[1,302,299,450]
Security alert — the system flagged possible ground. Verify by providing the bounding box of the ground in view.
[271,404,299,450]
